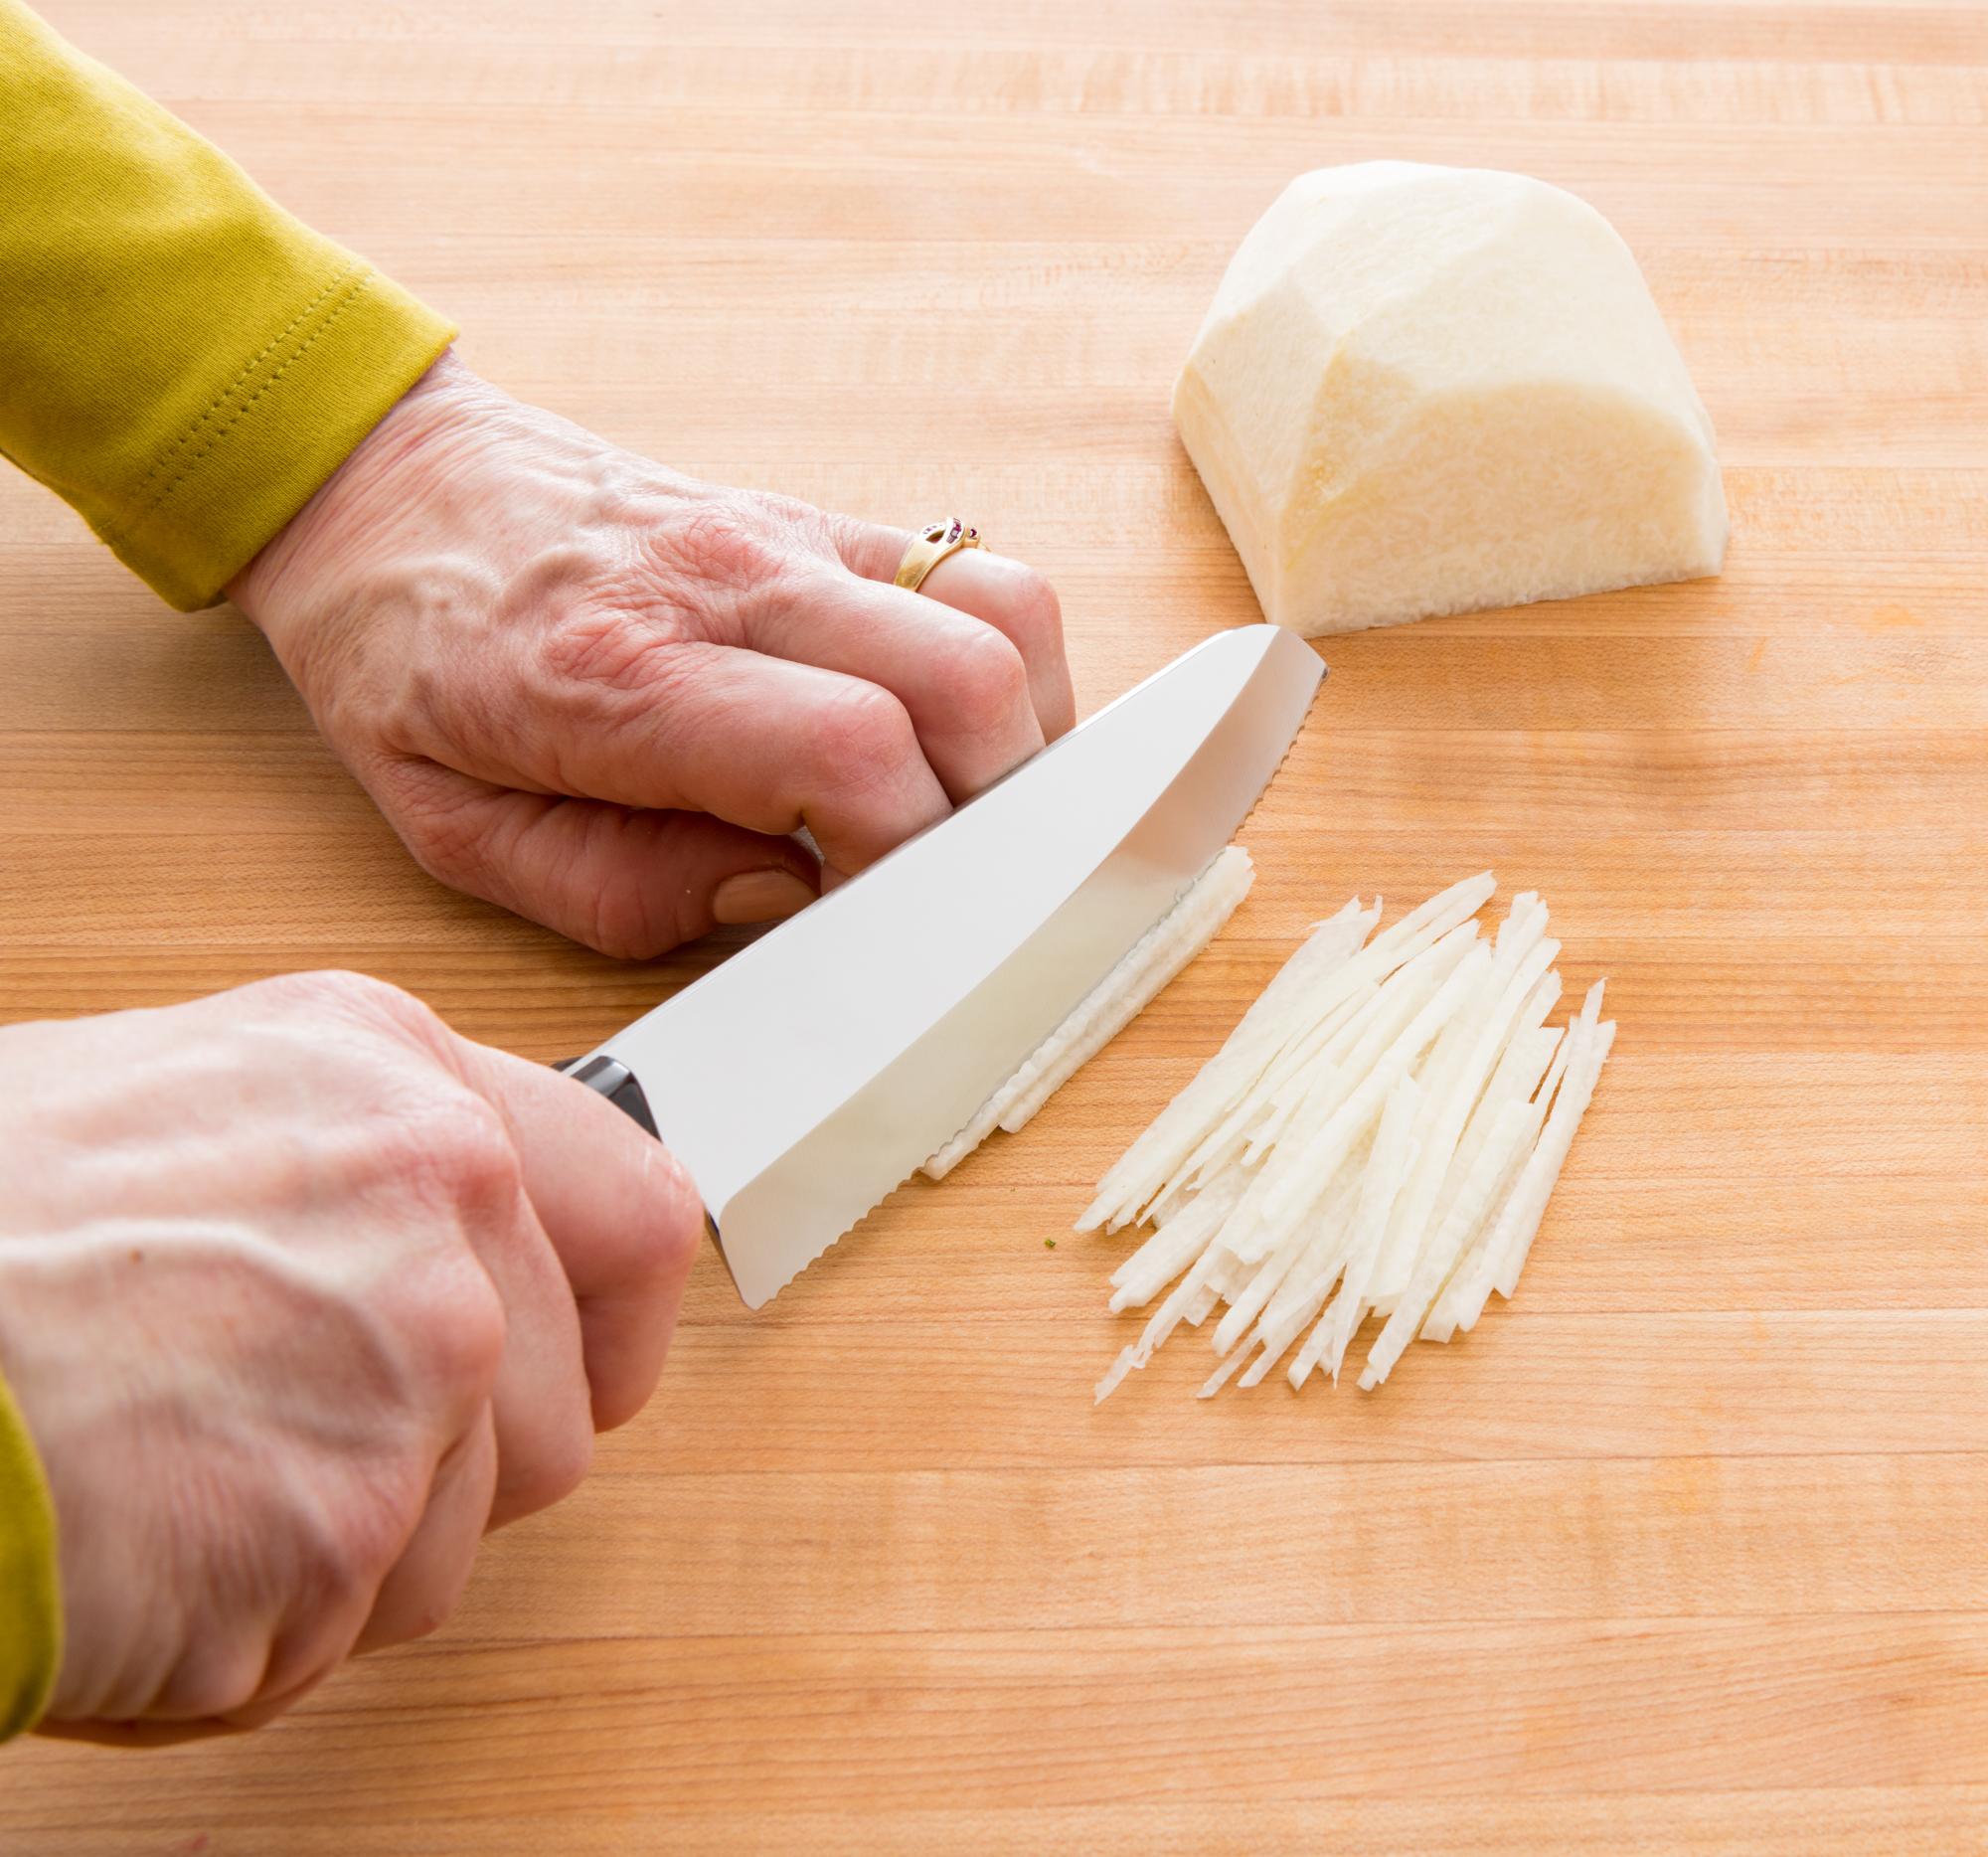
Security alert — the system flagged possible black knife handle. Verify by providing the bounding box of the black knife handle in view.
[554,1055,659,1139]
[555,1056,727,1273]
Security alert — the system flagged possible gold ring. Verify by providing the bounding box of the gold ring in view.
[894,517,985,592]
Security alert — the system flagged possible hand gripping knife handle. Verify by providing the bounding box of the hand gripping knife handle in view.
[555,1053,729,1260]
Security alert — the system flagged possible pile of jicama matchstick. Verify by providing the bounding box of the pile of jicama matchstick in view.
[1081,873,1614,1402]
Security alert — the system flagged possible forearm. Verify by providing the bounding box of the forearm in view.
[0,1366,59,1743]
[0,0,455,608]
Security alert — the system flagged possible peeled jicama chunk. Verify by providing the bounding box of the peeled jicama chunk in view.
[1174,161,1728,636]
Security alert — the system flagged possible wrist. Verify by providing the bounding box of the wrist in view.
[226,347,485,636]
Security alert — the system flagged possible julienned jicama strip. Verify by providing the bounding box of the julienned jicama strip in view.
[1085,876,1614,1404]
[920,845,1256,1182]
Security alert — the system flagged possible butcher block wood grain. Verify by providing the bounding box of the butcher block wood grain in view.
[3,0,1986,1848]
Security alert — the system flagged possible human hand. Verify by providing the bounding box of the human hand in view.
[0,971,702,1744]
[230,353,1074,957]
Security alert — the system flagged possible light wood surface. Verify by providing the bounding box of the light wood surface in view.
[4,1,1986,1849]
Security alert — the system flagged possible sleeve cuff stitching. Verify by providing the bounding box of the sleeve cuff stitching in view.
[119,259,358,515]
[106,266,376,547]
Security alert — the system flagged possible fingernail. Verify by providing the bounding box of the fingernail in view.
[713,870,816,927]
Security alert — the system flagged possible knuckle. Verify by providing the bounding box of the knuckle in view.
[271,1449,433,1639]
[810,681,919,792]
[321,1465,431,1613]
[395,1594,459,1646]
[352,1082,526,1242]
[258,968,458,1067]
[753,488,826,536]
[536,605,707,766]
[652,502,792,628]
[1005,566,1064,650]
[407,1091,524,1220]
[530,1417,596,1514]
[942,625,1032,736]
[155,1638,271,1722]
[263,966,418,1026]
[402,1247,509,1403]
[541,604,660,697]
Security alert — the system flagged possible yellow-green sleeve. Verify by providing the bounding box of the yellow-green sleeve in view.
[0,0,457,609]
[0,1368,60,1742]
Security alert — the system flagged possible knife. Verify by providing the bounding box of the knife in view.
[560,622,1323,1308]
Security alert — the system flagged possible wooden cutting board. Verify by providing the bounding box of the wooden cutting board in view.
[4,1,1985,1849]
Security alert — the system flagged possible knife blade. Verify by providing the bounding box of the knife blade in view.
[564,622,1323,1308]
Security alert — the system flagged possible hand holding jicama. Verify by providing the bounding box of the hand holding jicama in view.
[1086,877,1613,1403]
[234,352,1075,959]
